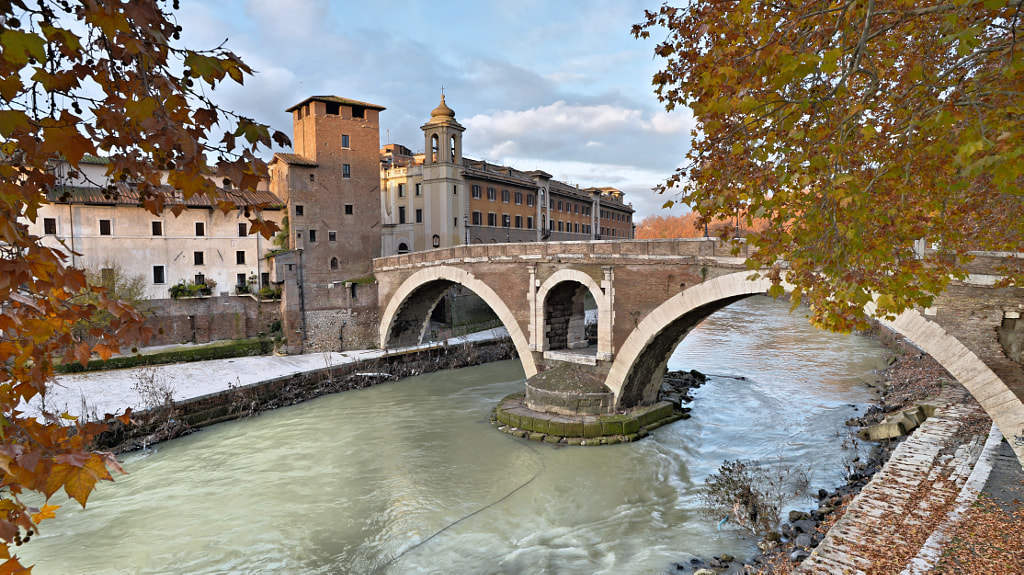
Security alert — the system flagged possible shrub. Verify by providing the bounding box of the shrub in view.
[699,458,810,536]
[56,338,274,373]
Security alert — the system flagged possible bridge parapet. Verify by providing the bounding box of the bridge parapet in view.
[374,238,753,272]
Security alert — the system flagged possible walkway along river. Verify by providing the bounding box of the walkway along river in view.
[22,296,890,574]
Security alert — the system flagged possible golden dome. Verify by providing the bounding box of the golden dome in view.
[431,95,455,119]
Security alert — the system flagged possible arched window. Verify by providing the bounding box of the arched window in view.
[431,135,439,163]
[397,242,410,254]
[330,257,338,270]
[450,135,457,161]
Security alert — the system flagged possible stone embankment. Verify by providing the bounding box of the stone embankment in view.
[97,338,516,453]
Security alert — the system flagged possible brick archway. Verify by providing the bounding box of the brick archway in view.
[379,265,537,377]
[533,269,612,358]
[605,271,1024,464]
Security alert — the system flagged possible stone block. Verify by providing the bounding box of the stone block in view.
[528,432,546,442]
[532,417,549,435]
[508,413,521,429]
[600,419,623,435]
[547,420,566,436]
[583,421,602,438]
[544,434,561,444]
[564,421,584,437]
[622,418,640,435]
[519,414,536,432]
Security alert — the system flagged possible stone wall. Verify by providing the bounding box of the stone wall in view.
[931,284,1024,398]
[144,296,281,346]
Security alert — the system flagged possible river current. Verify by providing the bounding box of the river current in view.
[22,296,888,574]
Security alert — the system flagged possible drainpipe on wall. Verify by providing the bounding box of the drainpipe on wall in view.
[297,249,307,342]
[68,202,76,268]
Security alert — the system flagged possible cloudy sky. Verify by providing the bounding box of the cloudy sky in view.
[177,0,693,219]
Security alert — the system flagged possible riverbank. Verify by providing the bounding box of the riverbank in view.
[679,326,1022,574]
[34,329,514,453]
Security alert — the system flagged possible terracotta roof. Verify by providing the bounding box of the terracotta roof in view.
[272,153,318,167]
[286,95,386,113]
[47,185,284,209]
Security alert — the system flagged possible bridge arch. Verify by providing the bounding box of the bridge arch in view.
[605,271,1024,464]
[379,265,537,376]
[534,269,609,356]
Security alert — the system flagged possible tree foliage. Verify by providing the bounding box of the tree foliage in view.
[635,211,768,239]
[634,0,1023,330]
[0,1,288,570]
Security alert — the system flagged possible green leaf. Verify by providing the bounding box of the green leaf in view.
[0,29,47,68]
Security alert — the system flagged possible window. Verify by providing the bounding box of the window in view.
[398,242,410,254]
[472,184,482,199]
[238,223,247,237]
[527,194,534,207]
[296,231,302,241]
[236,250,246,264]
[295,205,304,216]
[344,204,353,215]
[153,265,165,284]
[309,229,317,242]
[342,134,350,148]
[487,212,497,226]
[330,257,338,270]
[237,273,246,287]
[453,184,457,195]
[415,183,421,196]
[502,214,510,227]
[558,200,563,211]
[487,187,496,201]
[501,189,510,203]
[99,219,112,236]
[194,251,204,265]
[352,105,365,119]
[398,206,406,224]
[515,215,522,228]
[515,191,522,205]
[261,272,269,287]
[195,222,204,236]
[151,221,162,236]
[350,283,358,299]
[574,223,579,233]
[309,174,314,183]
[472,211,482,225]
[398,183,405,198]
[527,216,534,229]
[415,209,423,223]
[549,197,554,208]
[329,231,337,242]
[574,204,579,214]
[195,273,205,286]
[343,164,351,178]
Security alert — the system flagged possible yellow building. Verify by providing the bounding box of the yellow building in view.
[381,96,634,254]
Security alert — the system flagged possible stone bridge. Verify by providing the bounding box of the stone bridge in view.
[373,239,1024,466]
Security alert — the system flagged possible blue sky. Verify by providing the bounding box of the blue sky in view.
[178,0,692,219]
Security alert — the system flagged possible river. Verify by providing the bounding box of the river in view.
[21,295,888,574]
